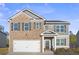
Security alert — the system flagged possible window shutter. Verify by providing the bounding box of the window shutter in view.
[39,22,41,29]
[64,25,66,32]
[65,39,66,45]
[29,22,31,30]
[11,23,13,31]
[18,23,20,31]
[22,23,24,31]
[34,22,36,29]
[54,25,56,32]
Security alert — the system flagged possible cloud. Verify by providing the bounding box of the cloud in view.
[42,9,55,14]
[0,3,5,7]
[0,3,11,19]
[0,3,10,11]
[66,19,79,34]
[0,19,7,21]
[0,13,3,18]
[15,9,20,12]
[44,3,48,6]
[26,4,30,8]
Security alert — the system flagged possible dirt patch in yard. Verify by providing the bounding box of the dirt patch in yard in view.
[0,48,8,55]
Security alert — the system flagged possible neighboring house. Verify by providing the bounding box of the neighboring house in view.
[0,31,7,48]
[76,30,79,47]
[5,32,9,47]
[9,9,70,53]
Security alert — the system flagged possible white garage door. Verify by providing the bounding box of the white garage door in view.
[13,40,40,52]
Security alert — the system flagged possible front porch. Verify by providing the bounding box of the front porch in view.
[41,30,58,53]
[44,37,54,51]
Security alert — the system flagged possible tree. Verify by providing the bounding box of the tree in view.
[0,25,4,32]
[69,31,76,48]
[70,35,76,44]
[76,30,79,47]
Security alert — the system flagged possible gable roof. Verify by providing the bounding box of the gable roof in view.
[23,9,44,19]
[9,9,45,20]
[41,30,58,36]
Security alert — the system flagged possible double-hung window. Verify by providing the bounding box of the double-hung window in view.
[61,39,66,45]
[56,39,60,46]
[22,22,31,31]
[56,39,66,46]
[45,26,48,30]
[13,23,20,31]
[55,25,65,32]
[24,23,29,31]
[34,22,41,29]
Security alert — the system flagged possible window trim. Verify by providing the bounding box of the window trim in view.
[45,25,48,31]
[55,25,65,32]
[61,39,66,46]
[56,39,66,46]
[13,23,20,31]
[56,39,61,46]
[35,22,41,29]
[24,23,29,32]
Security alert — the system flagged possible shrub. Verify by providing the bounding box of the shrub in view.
[54,48,66,55]
[71,48,79,54]
[54,48,79,55]
[65,48,75,55]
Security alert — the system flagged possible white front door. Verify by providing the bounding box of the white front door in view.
[13,40,40,52]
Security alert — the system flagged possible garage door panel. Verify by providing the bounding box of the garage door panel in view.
[13,40,40,52]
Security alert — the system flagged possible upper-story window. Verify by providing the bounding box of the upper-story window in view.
[34,22,41,29]
[24,23,29,31]
[11,23,20,31]
[45,26,48,30]
[55,25,65,32]
[22,22,31,32]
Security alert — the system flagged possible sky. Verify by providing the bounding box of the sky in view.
[0,3,79,34]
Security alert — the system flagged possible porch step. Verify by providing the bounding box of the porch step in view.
[44,50,54,54]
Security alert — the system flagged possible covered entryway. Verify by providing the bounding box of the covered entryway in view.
[44,37,54,51]
[41,30,58,52]
[13,40,40,52]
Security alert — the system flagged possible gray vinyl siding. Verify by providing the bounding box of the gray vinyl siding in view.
[44,23,69,35]
[54,24,68,35]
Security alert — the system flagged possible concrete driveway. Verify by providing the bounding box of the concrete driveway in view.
[8,51,54,55]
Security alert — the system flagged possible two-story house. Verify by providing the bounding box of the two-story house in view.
[9,9,70,53]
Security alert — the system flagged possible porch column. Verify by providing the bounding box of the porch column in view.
[42,36,44,53]
[54,36,56,50]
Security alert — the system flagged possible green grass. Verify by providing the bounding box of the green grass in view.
[0,48,8,55]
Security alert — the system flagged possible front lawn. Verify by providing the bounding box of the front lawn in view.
[0,48,8,55]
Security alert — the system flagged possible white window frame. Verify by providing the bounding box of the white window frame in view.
[35,22,41,29]
[13,23,20,31]
[24,23,29,32]
[61,39,66,46]
[45,25,48,31]
[55,25,65,32]
[56,39,66,46]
